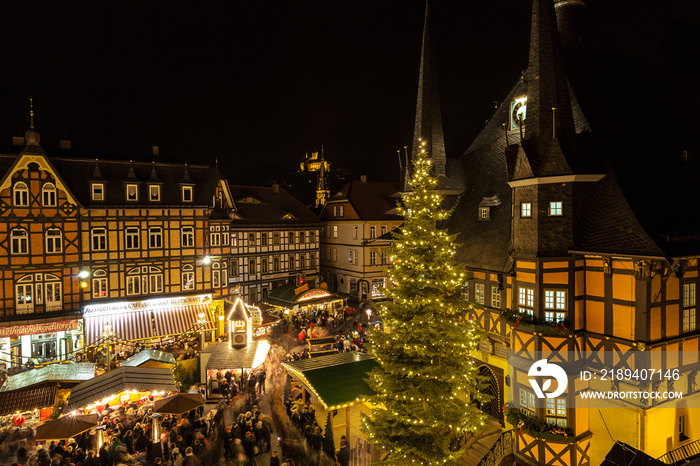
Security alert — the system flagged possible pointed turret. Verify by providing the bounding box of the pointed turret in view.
[125,159,139,181]
[89,158,105,181]
[523,0,576,176]
[408,1,446,189]
[21,98,45,156]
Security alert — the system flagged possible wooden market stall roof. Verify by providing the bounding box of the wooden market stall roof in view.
[0,383,58,415]
[282,352,378,410]
[65,366,176,412]
[121,349,177,368]
[205,340,270,371]
[0,363,95,392]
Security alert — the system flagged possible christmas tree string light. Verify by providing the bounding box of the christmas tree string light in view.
[364,144,489,465]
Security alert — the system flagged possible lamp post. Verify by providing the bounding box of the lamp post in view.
[102,321,114,371]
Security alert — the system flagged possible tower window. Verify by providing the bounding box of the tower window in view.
[521,203,532,218]
[549,202,563,216]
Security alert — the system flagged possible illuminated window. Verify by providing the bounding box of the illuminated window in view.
[91,183,104,202]
[92,270,108,298]
[491,286,501,308]
[544,290,567,322]
[92,228,107,251]
[149,227,163,249]
[549,201,563,216]
[42,183,57,207]
[339,205,344,217]
[521,203,532,218]
[520,389,535,413]
[182,264,195,290]
[333,226,338,238]
[332,205,338,217]
[45,229,63,254]
[11,229,29,255]
[462,282,469,300]
[518,287,534,316]
[232,233,238,246]
[546,399,567,427]
[125,227,140,249]
[479,207,490,219]
[181,226,194,247]
[126,184,139,201]
[13,182,29,206]
[475,283,485,304]
[683,283,696,333]
[182,185,193,202]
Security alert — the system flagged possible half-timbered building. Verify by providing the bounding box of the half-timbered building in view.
[0,121,233,368]
[410,0,700,464]
[228,184,322,305]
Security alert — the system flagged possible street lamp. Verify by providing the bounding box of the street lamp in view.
[198,311,206,350]
[103,321,114,372]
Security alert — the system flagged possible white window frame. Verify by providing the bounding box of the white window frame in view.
[11,229,29,255]
[125,227,140,249]
[475,283,485,304]
[182,264,195,290]
[518,286,535,316]
[149,184,161,202]
[213,263,221,288]
[91,183,104,202]
[370,226,376,239]
[45,229,63,254]
[126,183,139,202]
[491,286,501,308]
[181,226,194,247]
[91,228,107,251]
[13,182,29,206]
[182,185,193,202]
[521,202,532,218]
[92,270,108,298]
[544,289,567,322]
[149,227,163,249]
[549,201,563,216]
[683,283,697,333]
[339,205,344,217]
[42,183,57,207]
[333,226,338,238]
[210,231,221,247]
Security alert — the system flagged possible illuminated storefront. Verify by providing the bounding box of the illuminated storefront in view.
[263,283,344,317]
[82,294,218,347]
[0,320,83,368]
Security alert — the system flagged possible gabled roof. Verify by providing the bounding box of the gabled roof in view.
[204,340,270,371]
[0,363,95,392]
[229,185,321,226]
[325,180,402,221]
[120,350,177,368]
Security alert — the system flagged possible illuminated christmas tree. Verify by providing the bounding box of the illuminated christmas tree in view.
[364,144,488,465]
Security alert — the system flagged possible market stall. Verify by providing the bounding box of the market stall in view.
[120,349,177,368]
[64,366,177,413]
[264,283,344,317]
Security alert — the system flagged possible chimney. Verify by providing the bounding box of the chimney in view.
[60,139,71,150]
[152,145,159,156]
[12,136,24,146]
[360,175,367,183]
[272,183,280,193]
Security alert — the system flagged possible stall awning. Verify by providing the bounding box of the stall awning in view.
[121,349,177,368]
[282,352,377,410]
[0,363,95,392]
[85,310,153,345]
[153,304,214,337]
[264,283,341,309]
[0,383,58,415]
[65,366,177,412]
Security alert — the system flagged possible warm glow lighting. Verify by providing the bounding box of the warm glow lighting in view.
[251,340,271,369]
[202,255,211,265]
[78,270,90,279]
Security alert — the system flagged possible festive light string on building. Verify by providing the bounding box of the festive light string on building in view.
[363,145,489,465]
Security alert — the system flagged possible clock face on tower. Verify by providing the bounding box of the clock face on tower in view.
[510,97,527,130]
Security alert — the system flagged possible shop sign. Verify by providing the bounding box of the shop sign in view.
[294,283,309,295]
[0,320,80,338]
[297,289,332,302]
[84,294,212,315]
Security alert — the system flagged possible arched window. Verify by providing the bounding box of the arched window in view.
[126,266,163,296]
[182,264,194,290]
[212,262,221,288]
[92,269,108,298]
[15,273,62,314]
[42,183,57,207]
[11,229,28,255]
[45,228,63,253]
[13,182,29,206]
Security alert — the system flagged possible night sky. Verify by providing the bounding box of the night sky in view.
[1,1,698,192]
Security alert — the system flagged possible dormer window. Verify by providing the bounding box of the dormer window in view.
[182,186,193,202]
[479,207,490,220]
[91,183,104,202]
[478,195,501,221]
[13,182,29,206]
[126,184,139,202]
[149,185,161,202]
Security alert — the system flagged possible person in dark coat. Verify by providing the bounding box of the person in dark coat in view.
[82,450,100,466]
[269,450,281,466]
[337,436,350,466]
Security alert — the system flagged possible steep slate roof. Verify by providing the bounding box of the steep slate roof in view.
[326,180,402,221]
[50,158,224,207]
[229,185,321,227]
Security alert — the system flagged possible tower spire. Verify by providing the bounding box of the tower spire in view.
[408,0,446,188]
[524,0,576,175]
[29,97,35,129]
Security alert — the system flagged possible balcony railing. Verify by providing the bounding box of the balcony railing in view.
[659,439,700,465]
